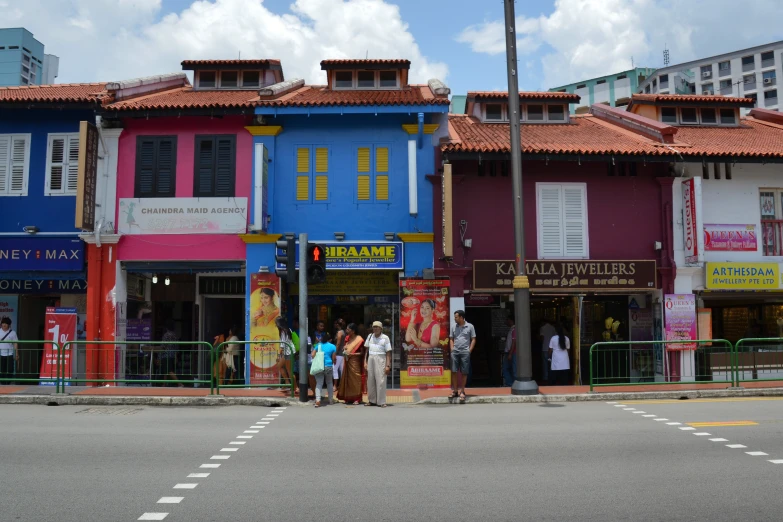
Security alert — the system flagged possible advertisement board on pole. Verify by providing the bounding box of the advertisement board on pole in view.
[399,279,451,388]
[0,295,18,330]
[249,273,282,384]
[40,307,77,385]
[682,178,704,265]
[663,295,697,351]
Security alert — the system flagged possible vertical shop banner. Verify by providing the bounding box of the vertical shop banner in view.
[0,295,18,330]
[249,273,282,384]
[682,178,704,265]
[399,279,451,388]
[40,307,77,385]
[663,295,697,351]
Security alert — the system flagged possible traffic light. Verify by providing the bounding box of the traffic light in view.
[275,237,296,283]
[306,243,327,284]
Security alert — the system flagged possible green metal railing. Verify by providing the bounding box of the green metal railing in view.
[214,340,295,397]
[0,340,63,390]
[589,339,734,391]
[60,341,215,393]
[734,337,783,384]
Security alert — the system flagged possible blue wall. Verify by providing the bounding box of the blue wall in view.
[0,110,94,234]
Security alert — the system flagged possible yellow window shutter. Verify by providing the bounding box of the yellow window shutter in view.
[357,175,370,200]
[376,175,389,201]
[376,147,389,172]
[296,176,309,201]
[357,147,370,172]
[315,147,328,173]
[297,147,310,173]
[315,175,328,201]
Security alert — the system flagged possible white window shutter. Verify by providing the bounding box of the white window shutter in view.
[10,136,27,194]
[0,136,9,193]
[537,184,564,257]
[66,135,80,193]
[49,136,65,192]
[562,185,588,257]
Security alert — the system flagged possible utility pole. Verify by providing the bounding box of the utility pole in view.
[298,233,309,402]
[504,0,538,395]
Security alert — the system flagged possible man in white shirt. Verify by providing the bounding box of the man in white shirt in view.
[364,321,392,407]
[1,317,19,384]
[539,320,557,384]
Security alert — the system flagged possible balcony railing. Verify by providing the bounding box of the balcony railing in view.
[720,86,733,95]
[762,58,775,69]
[762,220,783,256]
[744,81,757,91]
[743,61,756,72]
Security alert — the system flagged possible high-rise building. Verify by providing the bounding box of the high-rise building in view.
[0,28,58,87]
[548,67,657,113]
[637,40,783,113]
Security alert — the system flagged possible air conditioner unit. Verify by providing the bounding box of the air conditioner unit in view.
[764,78,773,85]
[702,71,711,78]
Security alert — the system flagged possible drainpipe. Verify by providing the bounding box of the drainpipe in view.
[417,112,424,149]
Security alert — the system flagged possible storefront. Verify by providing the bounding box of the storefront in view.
[0,237,87,379]
[471,259,661,386]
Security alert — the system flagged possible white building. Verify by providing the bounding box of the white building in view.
[638,40,783,113]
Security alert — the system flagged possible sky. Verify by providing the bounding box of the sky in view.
[2,0,783,95]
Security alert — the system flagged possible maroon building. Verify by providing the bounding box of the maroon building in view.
[433,92,680,386]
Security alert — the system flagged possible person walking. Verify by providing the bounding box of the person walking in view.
[275,316,295,388]
[502,315,516,387]
[548,322,571,386]
[0,317,19,384]
[337,323,364,405]
[311,334,336,407]
[364,321,392,407]
[450,310,476,404]
[333,318,346,393]
[539,319,557,385]
[223,325,240,385]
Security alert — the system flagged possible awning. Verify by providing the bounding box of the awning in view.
[0,271,87,281]
[122,261,245,275]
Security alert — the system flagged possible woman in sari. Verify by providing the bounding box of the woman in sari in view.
[337,323,364,405]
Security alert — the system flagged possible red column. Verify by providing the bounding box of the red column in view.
[99,244,117,382]
[85,244,102,385]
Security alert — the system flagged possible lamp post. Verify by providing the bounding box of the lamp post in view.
[504,0,538,395]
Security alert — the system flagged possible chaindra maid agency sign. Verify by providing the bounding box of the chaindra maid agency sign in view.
[277,241,404,270]
[118,198,248,235]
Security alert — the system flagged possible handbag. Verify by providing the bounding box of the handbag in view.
[310,349,325,375]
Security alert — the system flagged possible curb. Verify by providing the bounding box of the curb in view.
[415,387,783,405]
[0,395,305,407]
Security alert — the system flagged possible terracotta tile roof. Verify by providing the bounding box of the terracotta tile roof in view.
[631,93,754,105]
[104,87,259,111]
[672,120,783,158]
[468,91,581,102]
[0,83,110,104]
[181,59,281,67]
[442,114,665,156]
[320,59,410,68]
[257,85,449,107]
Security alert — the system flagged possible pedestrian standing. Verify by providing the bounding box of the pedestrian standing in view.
[450,310,476,404]
[338,323,364,405]
[158,319,180,387]
[548,322,571,386]
[364,321,392,408]
[223,325,240,385]
[0,317,19,384]
[276,316,295,388]
[502,315,516,387]
[312,334,336,408]
[539,319,557,385]
[333,318,346,392]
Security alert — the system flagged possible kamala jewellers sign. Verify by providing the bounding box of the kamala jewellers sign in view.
[473,260,657,292]
[118,198,248,235]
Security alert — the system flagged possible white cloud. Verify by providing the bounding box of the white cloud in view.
[456,0,783,89]
[5,0,447,85]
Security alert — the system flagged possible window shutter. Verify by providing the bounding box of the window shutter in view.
[49,137,65,191]
[10,136,27,194]
[156,138,175,197]
[376,175,389,201]
[562,185,588,257]
[376,147,389,172]
[195,137,215,196]
[357,175,370,200]
[297,147,309,173]
[0,136,8,193]
[136,139,156,196]
[65,135,80,193]
[314,147,328,201]
[357,147,370,172]
[315,176,328,201]
[214,137,235,197]
[315,147,328,173]
[296,175,309,201]
[296,147,310,201]
[537,185,564,257]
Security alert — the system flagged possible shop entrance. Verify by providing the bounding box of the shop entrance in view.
[203,296,245,378]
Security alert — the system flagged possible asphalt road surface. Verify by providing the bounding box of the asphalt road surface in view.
[2,398,783,521]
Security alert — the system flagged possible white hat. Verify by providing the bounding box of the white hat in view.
[372,321,383,328]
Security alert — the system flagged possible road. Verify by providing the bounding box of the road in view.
[2,398,783,521]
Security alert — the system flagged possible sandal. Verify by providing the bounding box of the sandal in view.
[365,402,376,407]
[380,404,387,408]
[450,390,459,399]
[315,401,321,408]
[459,392,466,404]
[353,401,360,405]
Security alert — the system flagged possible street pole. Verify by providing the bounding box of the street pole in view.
[504,0,538,395]
[298,233,309,402]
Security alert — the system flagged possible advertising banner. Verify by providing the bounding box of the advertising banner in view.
[705,262,781,290]
[0,238,85,271]
[249,273,281,384]
[663,295,697,351]
[0,295,18,331]
[118,197,248,235]
[682,178,704,265]
[276,241,404,270]
[40,307,77,385]
[399,279,451,388]
[704,224,757,252]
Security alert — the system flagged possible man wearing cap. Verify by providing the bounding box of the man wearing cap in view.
[364,321,392,407]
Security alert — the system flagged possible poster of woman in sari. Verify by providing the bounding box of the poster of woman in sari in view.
[249,274,281,384]
[399,279,450,388]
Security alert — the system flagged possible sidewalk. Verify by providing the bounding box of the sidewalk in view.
[3,381,783,406]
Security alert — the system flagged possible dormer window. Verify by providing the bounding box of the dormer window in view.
[243,71,260,87]
[661,107,677,123]
[527,104,545,121]
[701,108,717,124]
[220,71,238,88]
[660,106,738,125]
[357,70,374,87]
[681,107,698,124]
[332,70,400,89]
[485,103,505,121]
[548,105,565,121]
[199,71,216,88]
[379,71,397,87]
[479,101,569,123]
[335,71,353,88]
[720,109,736,124]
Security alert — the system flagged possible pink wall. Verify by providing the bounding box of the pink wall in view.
[434,159,671,291]
[115,115,252,261]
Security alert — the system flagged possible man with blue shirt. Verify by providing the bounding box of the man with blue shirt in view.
[312,334,336,407]
[450,310,476,404]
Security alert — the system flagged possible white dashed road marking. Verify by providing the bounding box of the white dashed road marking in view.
[727,444,747,449]
[200,464,220,468]
[237,435,253,439]
[138,514,168,521]
[173,484,198,490]
[710,438,729,442]
[693,432,711,436]
[157,498,183,504]
[211,455,231,460]
[679,427,696,431]
[769,460,783,464]
[642,414,656,418]
[229,441,246,445]
[745,452,768,456]
[188,473,210,478]
[666,422,681,426]
[221,448,238,452]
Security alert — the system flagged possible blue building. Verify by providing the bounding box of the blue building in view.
[242,58,450,361]
[0,28,59,87]
[0,82,105,357]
